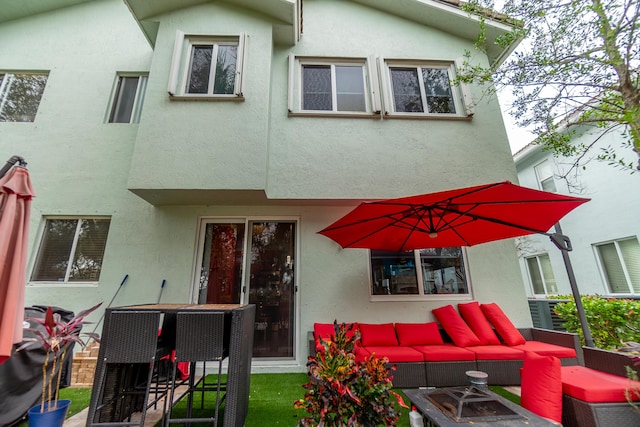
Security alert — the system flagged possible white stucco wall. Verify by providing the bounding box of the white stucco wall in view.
[2,0,533,372]
[515,127,640,297]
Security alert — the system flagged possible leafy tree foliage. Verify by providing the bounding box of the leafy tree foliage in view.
[460,0,640,172]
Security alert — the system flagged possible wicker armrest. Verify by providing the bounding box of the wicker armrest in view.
[583,346,637,377]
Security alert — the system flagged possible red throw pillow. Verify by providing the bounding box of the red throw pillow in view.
[432,305,481,347]
[458,302,500,345]
[395,322,444,346]
[480,303,526,346]
[359,323,399,346]
[521,351,562,423]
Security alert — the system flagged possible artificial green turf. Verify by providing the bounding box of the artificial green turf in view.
[12,376,517,427]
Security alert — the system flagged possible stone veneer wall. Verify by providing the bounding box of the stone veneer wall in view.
[71,342,100,387]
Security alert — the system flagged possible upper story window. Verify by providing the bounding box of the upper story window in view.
[594,237,640,294]
[288,56,381,116]
[168,32,246,100]
[0,72,48,122]
[382,60,472,118]
[525,253,558,295]
[108,74,147,123]
[370,247,470,301]
[534,161,557,192]
[31,217,111,283]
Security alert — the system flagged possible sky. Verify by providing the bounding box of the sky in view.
[497,92,536,154]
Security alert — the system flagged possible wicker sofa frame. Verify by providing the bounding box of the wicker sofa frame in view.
[308,326,581,388]
[561,347,640,427]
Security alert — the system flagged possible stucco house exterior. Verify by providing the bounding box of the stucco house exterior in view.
[514,127,640,300]
[2,0,526,372]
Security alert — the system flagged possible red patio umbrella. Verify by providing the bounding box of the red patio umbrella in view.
[318,181,595,347]
[0,163,35,364]
[318,181,589,251]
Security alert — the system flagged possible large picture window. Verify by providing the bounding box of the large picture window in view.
[168,32,246,99]
[370,248,469,299]
[594,237,640,294]
[31,218,111,283]
[0,72,48,122]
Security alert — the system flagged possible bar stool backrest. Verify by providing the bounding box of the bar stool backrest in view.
[103,310,162,363]
[175,312,226,362]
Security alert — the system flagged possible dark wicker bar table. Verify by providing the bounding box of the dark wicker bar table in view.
[86,303,255,427]
[404,388,558,427]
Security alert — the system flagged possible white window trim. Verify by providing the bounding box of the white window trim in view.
[368,248,473,302]
[288,55,381,118]
[380,58,473,119]
[29,216,111,287]
[593,237,639,295]
[106,73,148,124]
[167,31,247,101]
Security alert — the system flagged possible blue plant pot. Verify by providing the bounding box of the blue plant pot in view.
[28,399,71,427]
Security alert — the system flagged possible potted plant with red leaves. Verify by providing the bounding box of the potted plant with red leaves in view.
[295,321,407,426]
[18,302,102,427]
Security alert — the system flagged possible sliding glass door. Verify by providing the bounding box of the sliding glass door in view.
[196,219,296,359]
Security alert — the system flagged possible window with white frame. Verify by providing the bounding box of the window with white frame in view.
[370,248,470,299]
[594,237,640,294]
[0,72,48,122]
[108,74,147,123]
[525,254,558,295]
[383,60,471,117]
[31,218,111,283]
[167,32,246,99]
[534,160,557,192]
[288,56,380,115]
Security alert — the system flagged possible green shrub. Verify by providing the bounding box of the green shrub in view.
[553,295,640,349]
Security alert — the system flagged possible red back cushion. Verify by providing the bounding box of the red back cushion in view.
[359,323,398,346]
[432,305,481,347]
[458,302,501,345]
[395,322,444,346]
[480,303,526,346]
[313,322,359,350]
[521,352,562,423]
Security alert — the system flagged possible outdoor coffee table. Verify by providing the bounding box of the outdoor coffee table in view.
[403,387,558,426]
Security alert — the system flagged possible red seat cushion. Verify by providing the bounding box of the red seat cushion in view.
[313,322,359,351]
[432,305,481,347]
[467,345,526,360]
[480,303,526,346]
[412,344,476,361]
[561,365,640,403]
[511,341,577,359]
[521,351,562,423]
[458,302,501,345]
[395,322,443,346]
[354,346,371,363]
[362,346,424,362]
[359,323,399,346]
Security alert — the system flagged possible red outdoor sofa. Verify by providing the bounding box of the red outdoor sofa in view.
[310,302,581,388]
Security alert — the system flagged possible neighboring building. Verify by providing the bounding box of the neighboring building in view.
[514,127,640,299]
[2,0,525,372]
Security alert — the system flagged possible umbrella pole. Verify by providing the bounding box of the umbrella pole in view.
[549,223,595,348]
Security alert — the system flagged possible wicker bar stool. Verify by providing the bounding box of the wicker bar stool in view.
[88,310,163,427]
[164,311,229,426]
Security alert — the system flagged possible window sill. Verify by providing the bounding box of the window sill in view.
[169,94,245,102]
[383,113,473,121]
[288,111,382,119]
[28,281,100,288]
[369,294,473,302]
